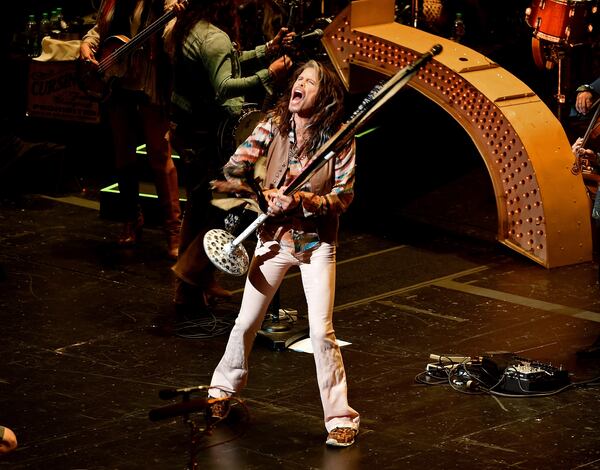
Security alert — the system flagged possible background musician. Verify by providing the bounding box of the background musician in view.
[79,0,182,259]
[575,77,600,116]
[572,74,600,208]
[571,75,600,304]
[166,0,294,315]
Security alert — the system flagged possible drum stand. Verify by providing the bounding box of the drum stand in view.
[554,49,569,122]
[533,40,572,122]
[411,0,419,27]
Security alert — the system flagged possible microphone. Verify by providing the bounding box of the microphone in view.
[293,28,324,43]
[158,385,208,400]
[149,397,220,421]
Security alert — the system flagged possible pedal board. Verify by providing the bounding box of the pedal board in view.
[482,352,570,393]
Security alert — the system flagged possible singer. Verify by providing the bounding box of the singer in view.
[208,60,359,447]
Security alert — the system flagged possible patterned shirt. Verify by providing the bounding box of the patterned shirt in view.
[224,117,356,253]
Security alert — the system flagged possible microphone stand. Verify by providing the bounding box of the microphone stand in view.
[150,388,234,469]
[149,390,212,470]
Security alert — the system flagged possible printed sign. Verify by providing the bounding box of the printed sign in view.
[27,60,100,124]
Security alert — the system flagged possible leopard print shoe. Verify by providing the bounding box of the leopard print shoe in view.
[325,427,358,447]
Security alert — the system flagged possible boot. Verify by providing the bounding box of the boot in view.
[165,226,181,260]
[118,212,144,246]
[154,163,182,259]
[116,165,142,246]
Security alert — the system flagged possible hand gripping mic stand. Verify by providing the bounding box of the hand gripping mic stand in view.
[203,44,443,346]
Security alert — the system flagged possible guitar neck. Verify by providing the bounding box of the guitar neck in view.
[97,7,177,74]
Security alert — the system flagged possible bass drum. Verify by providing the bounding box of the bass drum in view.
[525,0,598,46]
[217,108,266,158]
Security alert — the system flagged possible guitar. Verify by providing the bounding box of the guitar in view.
[571,98,600,178]
[78,0,187,101]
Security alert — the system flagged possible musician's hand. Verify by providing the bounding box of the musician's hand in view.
[210,179,253,195]
[170,0,187,15]
[79,42,98,65]
[576,90,594,115]
[266,28,296,56]
[268,55,293,83]
[572,137,596,158]
[266,188,300,216]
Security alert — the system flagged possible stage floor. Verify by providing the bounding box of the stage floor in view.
[1,192,600,469]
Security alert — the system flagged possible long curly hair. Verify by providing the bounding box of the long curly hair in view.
[271,60,345,157]
[171,0,241,56]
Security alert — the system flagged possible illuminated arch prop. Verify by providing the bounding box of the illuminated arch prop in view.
[323,0,592,268]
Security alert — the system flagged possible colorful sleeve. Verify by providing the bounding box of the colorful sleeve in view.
[223,119,275,181]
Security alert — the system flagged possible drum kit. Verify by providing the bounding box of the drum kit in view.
[525,0,597,48]
[524,0,598,116]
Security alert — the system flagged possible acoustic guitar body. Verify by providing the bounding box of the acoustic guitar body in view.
[77,35,130,102]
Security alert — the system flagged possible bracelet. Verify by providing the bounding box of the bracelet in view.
[576,84,593,94]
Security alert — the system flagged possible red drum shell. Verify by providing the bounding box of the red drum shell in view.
[525,0,597,45]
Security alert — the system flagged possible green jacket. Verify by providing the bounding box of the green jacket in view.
[171,19,273,126]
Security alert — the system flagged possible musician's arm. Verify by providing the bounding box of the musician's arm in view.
[205,32,273,101]
[223,119,275,182]
[238,28,294,69]
[576,76,600,115]
[80,23,100,62]
[162,0,180,45]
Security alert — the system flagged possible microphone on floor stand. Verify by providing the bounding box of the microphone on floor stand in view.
[149,397,217,421]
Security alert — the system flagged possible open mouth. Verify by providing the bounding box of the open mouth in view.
[291,88,304,103]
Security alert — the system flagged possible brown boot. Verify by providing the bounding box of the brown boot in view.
[154,162,182,259]
[117,212,144,246]
[165,224,181,260]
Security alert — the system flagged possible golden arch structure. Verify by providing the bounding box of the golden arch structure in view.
[322,0,592,268]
